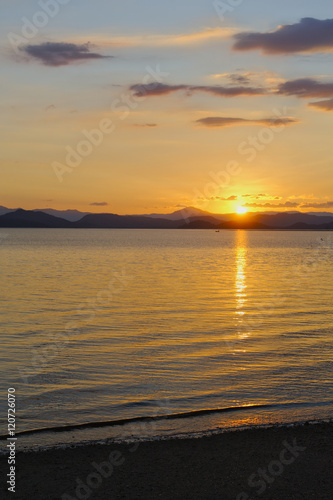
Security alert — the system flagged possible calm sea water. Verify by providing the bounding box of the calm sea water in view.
[0,229,332,449]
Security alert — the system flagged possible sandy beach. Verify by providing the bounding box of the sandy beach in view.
[1,421,332,499]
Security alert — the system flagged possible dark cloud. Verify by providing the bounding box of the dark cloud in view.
[191,85,265,97]
[130,83,187,97]
[233,18,333,54]
[228,73,251,85]
[243,202,299,208]
[277,78,333,98]
[277,78,333,111]
[20,42,111,67]
[130,82,266,98]
[309,99,333,111]
[89,202,109,207]
[301,201,333,208]
[132,123,158,128]
[195,116,298,128]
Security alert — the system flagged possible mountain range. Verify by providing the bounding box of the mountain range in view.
[1,206,333,230]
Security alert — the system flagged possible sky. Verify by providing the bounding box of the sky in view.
[1,0,333,214]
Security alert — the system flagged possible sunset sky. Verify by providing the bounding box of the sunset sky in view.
[1,0,333,214]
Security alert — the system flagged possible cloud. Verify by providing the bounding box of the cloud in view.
[196,195,238,202]
[277,78,333,98]
[89,202,109,207]
[215,195,238,201]
[300,201,333,208]
[233,18,333,54]
[82,27,234,49]
[191,85,266,97]
[227,74,252,85]
[212,71,284,88]
[20,42,111,66]
[195,116,298,128]
[130,83,187,97]
[130,82,266,98]
[132,123,158,128]
[276,78,333,111]
[161,27,234,46]
[309,99,333,111]
[242,194,281,200]
[243,202,299,208]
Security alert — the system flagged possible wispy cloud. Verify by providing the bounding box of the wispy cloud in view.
[131,123,158,128]
[243,202,299,208]
[242,194,281,200]
[309,99,333,111]
[89,202,109,207]
[301,201,333,208]
[195,116,298,128]
[130,82,266,98]
[211,71,284,88]
[216,195,238,201]
[81,27,234,49]
[130,83,187,97]
[233,18,333,54]
[20,42,111,66]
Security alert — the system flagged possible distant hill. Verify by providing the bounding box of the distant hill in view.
[255,212,333,228]
[141,206,228,221]
[0,207,333,230]
[0,209,72,228]
[34,208,90,222]
[75,213,179,229]
[0,205,16,216]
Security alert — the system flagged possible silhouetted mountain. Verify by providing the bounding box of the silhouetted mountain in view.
[256,212,333,227]
[178,218,221,229]
[287,221,333,230]
[0,209,72,227]
[0,205,16,216]
[219,220,270,230]
[0,207,333,229]
[34,208,90,222]
[76,213,179,229]
[142,206,228,221]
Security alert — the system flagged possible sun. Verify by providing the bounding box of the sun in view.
[236,207,248,215]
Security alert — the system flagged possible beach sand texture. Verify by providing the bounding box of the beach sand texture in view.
[1,421,332,499]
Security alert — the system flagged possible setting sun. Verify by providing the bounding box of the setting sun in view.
[236,207,248,215]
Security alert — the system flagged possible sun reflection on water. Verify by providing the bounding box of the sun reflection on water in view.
[235,231,248,341]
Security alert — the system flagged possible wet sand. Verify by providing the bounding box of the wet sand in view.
[1,421,332,499]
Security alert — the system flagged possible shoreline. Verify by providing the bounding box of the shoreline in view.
[1,420,332,499]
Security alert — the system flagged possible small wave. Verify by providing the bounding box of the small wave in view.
[1,400,332,441]
[0,403,272,440]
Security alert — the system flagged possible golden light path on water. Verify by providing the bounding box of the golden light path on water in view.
[235,230,249,344]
